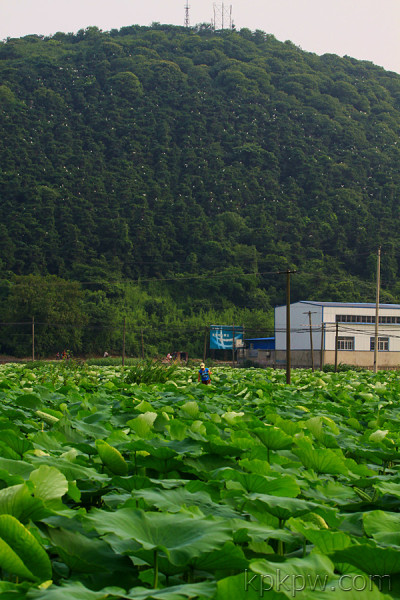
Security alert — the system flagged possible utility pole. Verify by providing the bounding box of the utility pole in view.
[334,321,339,372]
[32,316,35,362]
[122,316,126,367]
[320,322,324,370]
[373,246,381,373]
[304,311,316,371]
[279,269,296,384]
[232,322,235,367]
[203,327,208,363]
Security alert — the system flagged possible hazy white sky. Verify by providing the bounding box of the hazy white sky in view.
[2,0,400,73]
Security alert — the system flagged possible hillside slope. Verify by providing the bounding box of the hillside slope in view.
[0,24,400,355]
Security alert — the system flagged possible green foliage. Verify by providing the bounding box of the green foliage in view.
[1,364,400,596]
[125,360,178,384]
[0,25,400,359]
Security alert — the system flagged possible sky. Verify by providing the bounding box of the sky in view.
[2,0,400,74]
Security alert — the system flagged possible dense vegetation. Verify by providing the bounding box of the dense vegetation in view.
[1,363,400,598]
[1,24,400,356]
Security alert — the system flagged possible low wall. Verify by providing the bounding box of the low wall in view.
[243,349,400,370]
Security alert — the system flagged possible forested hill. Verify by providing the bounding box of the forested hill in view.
[1,24,400,356]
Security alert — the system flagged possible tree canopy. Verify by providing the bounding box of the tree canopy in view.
[1,24,399,356]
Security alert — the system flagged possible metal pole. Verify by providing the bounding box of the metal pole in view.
[334,321,339,372]
[286,271,291,384]
[373,247,381,373]
[320,322,324,370]
[32,316,35,362]
[122,316,126,367]
[203,327,208,363]
[232,322,235,367]
[308,312,315,371]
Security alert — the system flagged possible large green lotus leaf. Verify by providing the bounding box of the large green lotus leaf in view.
[130,487,238,519]
[28,455,108,482]
[247,494,317,522]
[95,440,128,476]
[0,514,52,582]
[305,416,340,437]
[167,419,187,441]
[216,572,286,600]
[293,439,348,475]
[202,435,244,457]
[331,542,400,575]
[288,519,353,553]
[46,527,132,574]
[214,468,300,497]
[238,458,271,475]
[305,576,391,599]
[363,510,400,537]
[29,465,69,508]
[374,481,400,499]
[230,519,300,545]
[0,440,20,460]
[180,401,200,418]
[129,440,177,460]
[0,430,32,457]
[252,426,293,451]
[72,419,111,439]
[0,580,32,599]
[14,393,42,410]
[0,483,49,522]
[0,458,35,479]
[111,475,153,492]
[191,541,248,572]
[86,508,231,565]
[251,553,335,596]
[127,413,157,439]
[28,581,120,599]
[123,582,216,599]
[184,454,237,474]
[30,431,66,452]
[303,480,357,505]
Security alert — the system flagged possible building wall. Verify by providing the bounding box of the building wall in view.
[275,302,323,351]
[243,348,400,369]
[276,303,400,354]
[275,350,323,369]
[323,350,400,368]
[322,306,400,352]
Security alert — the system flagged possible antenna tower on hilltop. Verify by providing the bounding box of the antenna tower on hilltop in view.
[184,0,190,27]
[212,3,234,30]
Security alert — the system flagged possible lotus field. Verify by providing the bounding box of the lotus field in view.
[2,362,400,599]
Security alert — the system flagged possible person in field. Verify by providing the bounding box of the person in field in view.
[198,362,211,385]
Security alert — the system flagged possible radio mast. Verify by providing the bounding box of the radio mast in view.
[184,0,190,27]
[212,3,234,30]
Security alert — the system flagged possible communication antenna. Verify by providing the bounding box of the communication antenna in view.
[212,3,234,30]
[184,0,190,27]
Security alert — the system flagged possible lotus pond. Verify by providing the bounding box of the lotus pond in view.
[1,362,400,599]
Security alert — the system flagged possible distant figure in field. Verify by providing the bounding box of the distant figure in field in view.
[198,362,211,385]
[103,351,109,358]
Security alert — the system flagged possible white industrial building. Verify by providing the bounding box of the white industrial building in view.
[274,301,400,369]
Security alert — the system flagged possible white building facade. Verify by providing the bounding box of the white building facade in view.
[275,301,400,369]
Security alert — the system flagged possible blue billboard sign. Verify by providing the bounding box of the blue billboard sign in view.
[210,325,244,350]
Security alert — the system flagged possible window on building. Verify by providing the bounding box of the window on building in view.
[337,337,354,350]
[334,314,400,324]
[370,337,389,351]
